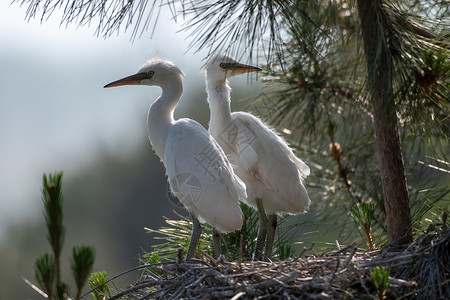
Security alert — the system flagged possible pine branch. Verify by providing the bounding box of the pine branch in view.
[35,253,55,300]
[71,246,96,299]
[42,172,66,298]
[387,8,449,49]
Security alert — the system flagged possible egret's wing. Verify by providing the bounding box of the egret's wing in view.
[205,126,247,202]
[213,137,247,203]
[232,112,311,213]
[165,119,243,232]
[235,128,259,172]
[164,129,195,211]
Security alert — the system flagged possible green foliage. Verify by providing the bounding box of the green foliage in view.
[369,266,392,300]
[14,0,162,40]
[35,253,55,299]
[42,172,66,253]
[88,271,112,300]
[181,0,297,61]
[39,172,66,299]
[71,246,96,299]
[224,204,311,261]
[144,252,163,276]
[412,194,450,234]
[144,204,308,262]
[352,202,375,250]
[225,203,259,260]
[42,171,66,295]
[144,211,212,261]
[32,172,97,300]
[277,244,292,261]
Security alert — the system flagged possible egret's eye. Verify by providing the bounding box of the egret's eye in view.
[147,70,154,77]
[219,63,226,69]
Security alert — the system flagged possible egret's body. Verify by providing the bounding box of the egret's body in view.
[205,54,311,260]
[105,58,246,259]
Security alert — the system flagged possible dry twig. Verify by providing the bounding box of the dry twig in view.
[97,231,448,299]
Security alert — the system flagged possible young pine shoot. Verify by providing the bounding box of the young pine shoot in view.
[35,253,55,299]
[88,271,112,300]
[369,266,392,300]
[352,202,375,250]
[71,246,96,299]
[32,172,97,300]
[42,172,66,297]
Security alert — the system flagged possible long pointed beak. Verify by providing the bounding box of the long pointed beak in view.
[104,73,148,88]
[228,63,262,74]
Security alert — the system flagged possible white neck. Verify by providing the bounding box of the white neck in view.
[147,76,183,160]
[206,73,234,140]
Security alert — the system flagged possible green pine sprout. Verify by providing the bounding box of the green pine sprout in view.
[352,202,375,250]
[88,271,111,300]
[144,211,213,261]
[144,252,163,276]
[42,172,66,257]
[42,172,66,295]
[71,246,96,300]
[32,172,97,300]
[278,244,292,261]
[369,266,392,300]
[35,253,55,300]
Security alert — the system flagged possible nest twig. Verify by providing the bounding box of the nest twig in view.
[98,230,449,299]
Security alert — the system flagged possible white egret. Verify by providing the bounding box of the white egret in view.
[205,54,311,260]
[104,58,246,260]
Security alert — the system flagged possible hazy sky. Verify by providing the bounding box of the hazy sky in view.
[0,2,232,238]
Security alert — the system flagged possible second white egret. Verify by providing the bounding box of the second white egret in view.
[204,54,311,260]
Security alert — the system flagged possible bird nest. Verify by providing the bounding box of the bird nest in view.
[100,229,449,299]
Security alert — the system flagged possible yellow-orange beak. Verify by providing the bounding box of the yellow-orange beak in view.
[226,63,262,74]
[104,73,148,88]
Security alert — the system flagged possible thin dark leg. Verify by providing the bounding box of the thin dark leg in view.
[265,214,278,260]
[186,215,202,260]
[252,198,268,261]
[212,227,222,259]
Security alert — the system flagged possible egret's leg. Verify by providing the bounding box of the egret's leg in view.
[252,198,268,261]
[264,214,278,260]
[212,227,222,258]
[186,215,202,260]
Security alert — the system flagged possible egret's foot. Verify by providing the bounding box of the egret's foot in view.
[264,214,278,260]
[252,198,268,261]
[186,215,202,260]
[212,227,222,259]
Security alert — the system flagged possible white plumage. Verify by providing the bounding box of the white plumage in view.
[223,112,310,213]
[205,53,311,260]
[164,119,245,233]
[105,58,246,259]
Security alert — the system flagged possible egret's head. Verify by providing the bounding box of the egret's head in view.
[205,53,261,81]
[104,58,184,88]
